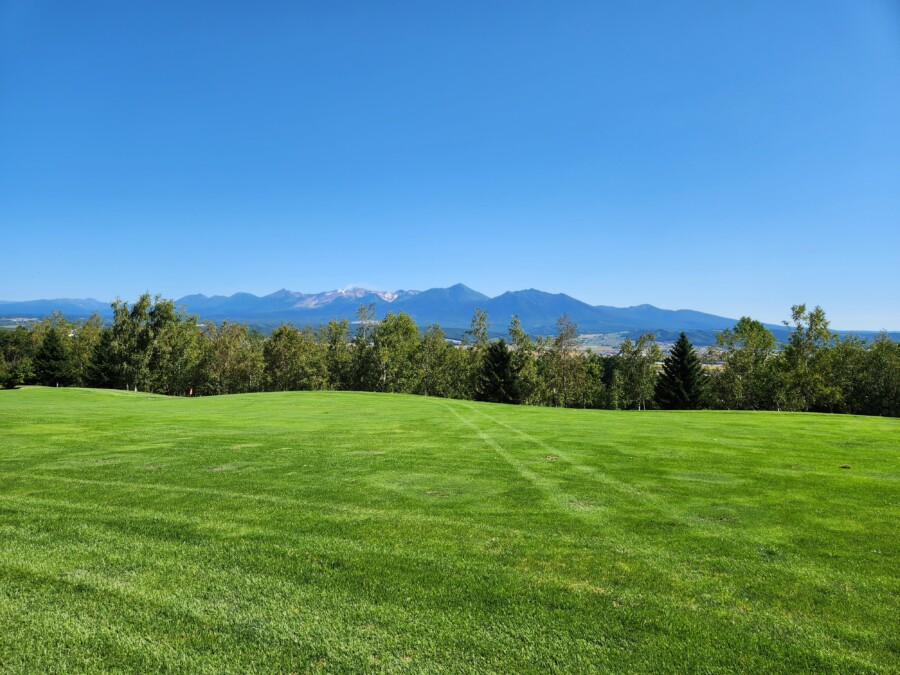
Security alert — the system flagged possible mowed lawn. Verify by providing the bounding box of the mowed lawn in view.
[0,388,897,673]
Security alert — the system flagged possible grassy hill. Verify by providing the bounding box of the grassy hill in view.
[0,388,897,672]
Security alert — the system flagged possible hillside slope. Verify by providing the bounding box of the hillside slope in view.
[0,388,897,671]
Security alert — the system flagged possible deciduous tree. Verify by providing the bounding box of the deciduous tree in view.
[544,314,583,407]
[373,312,421,393]
[321,319,352,390]
[350,303,379,391]
[418,324,453,397]
[508,315,540,404]
[200,321,265,395]
[779,304,835,411]
[613,333,661,410]
[709,317,777,410]
[264,324,327,391]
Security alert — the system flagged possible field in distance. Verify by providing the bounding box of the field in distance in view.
[0,388,897,672]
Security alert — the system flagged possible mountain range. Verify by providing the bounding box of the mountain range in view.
[2,284,893,345]
[0,284,763,342]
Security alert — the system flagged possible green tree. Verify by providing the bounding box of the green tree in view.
[148,300,204,395]
[264,323,304,391]
[87,327,123,389]
[860,332,900,417]
[350,303,379,391]
[654,332,708,409]
[779,304,835,411]
[709,317,776,410]
[544,314,584,407]
[110,294,154,390]
[200,321,265,395]
[821,335,867,414]
[0,326,36,388]
[465,307,490,348]
[508,315,541,404]
[321,319,352,390]
[105,295,202,394]
[580,352,609,408]
[34,327,75,386]
[477,339,520,404]
[418,324,454,397]
[4,358,34,389]
[443,342,476,400]
[65,313,104,386]
[264,324,327,391]
[612,333,661,410]
[373,312,421,393]
[463,308,490,398]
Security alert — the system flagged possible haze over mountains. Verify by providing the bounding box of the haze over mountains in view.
[2,285,894,343]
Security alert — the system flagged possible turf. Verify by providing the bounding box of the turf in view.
[0,387,897,673]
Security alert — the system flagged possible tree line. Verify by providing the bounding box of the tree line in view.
[1,294,897,416]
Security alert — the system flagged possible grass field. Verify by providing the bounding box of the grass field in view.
[0,387,897,672]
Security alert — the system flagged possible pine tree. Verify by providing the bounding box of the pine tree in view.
[88,327,124,389]
[34,327,75,386]
[655,332,708,409]
[477,339,521,404]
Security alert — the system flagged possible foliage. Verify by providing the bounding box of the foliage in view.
[464,307,490,349]
[418,324,456,397]
[542,314,584,407]
[508,315,541,404]
[779,304,836,411]
[612,333,662,410]
[0,326,34,388]
[321,319,352,390]
[350,303,379,391]
[373,312,421,393]
[655,332,708,409]
[708,317,777,410]
[3,295,898,417]
[200,321,266,395]
[87,327,122,389]
[264,324,327,391]
[861,332,900,417]
[477,339,520,404]
[34,326,75,386]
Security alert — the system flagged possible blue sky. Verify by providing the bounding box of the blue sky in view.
[1,1,898,329]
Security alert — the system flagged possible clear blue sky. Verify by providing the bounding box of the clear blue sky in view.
[1,1,898,329]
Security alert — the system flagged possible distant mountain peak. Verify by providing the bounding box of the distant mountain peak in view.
[17,284,884,344]
[265,288,304,299]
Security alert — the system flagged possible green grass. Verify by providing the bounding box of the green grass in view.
[0,387,897,673]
